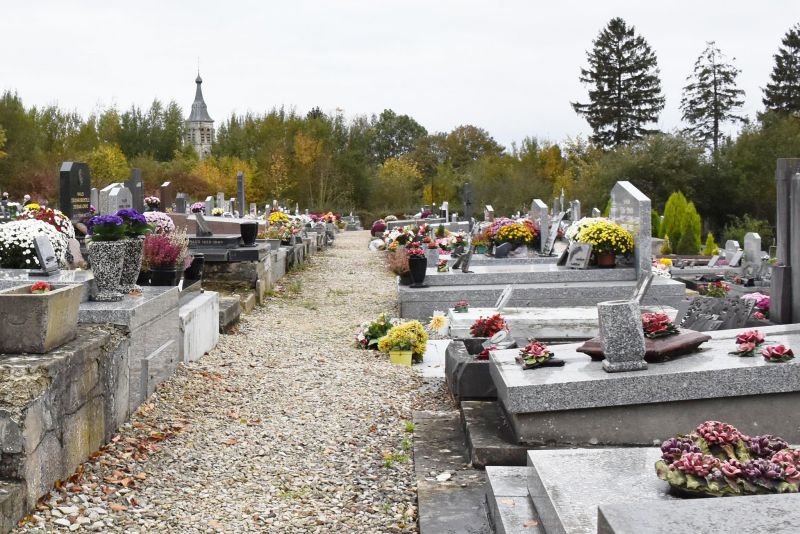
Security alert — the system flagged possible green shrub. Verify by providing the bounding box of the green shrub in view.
[662,191,688,243]
[602,198,611,217]
[676,202,702,255]
[702,232,720,256]
[722,214,774,249]
[651,209,661,237]
[660,235,673,255]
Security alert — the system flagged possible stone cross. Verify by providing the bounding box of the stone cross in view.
[608,181,652,277]
[58,161,92,220]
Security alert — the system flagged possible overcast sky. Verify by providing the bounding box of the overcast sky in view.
[3,1,798,148]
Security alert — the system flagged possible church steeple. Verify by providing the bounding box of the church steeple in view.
[185,72,214,158]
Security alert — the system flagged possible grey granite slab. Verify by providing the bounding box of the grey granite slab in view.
[527,448,673,534]
[467,255,558,266]
[490,330,800,414]
[485,466,543,534]
[424,265,636,286]
[79,286,179,331]
[598,493,800,534]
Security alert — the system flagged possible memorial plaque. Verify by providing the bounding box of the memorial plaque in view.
[32,236,60,275]
[543,212,565,255]
[729,250,744,267]
[707,255,720,267]
[631,272,655,303]
[126,168,144,213]
[59,161,92,220]
[494,285,514,311]
[609,181,652,276]
[566,242,593,269]
[195,211,213,237]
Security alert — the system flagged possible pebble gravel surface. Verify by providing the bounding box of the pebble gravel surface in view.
[16,231,449,533]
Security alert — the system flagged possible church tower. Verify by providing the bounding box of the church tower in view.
[185,73,214,158]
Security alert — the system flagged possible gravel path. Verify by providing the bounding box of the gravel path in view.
[17,231,449,533]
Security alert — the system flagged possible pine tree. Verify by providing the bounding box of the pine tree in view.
[763,23,800,114]
[572,17,665,149]
[680,42,746,155]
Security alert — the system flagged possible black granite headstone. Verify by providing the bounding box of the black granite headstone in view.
[126,168,144,213]
[160,181,176,211]
[175,194,188,215]
[236,172,245,218]
[463,182,473,223]
[59,162,91,220]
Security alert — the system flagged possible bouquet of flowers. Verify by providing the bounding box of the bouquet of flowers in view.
[144,211,175,234]
[212,207,224,216]
[30,281,51,294]
[142,233,182,269]
[470,314,507,338]
[87,215,126,241]
[575,219,634,255]
[494,222,536,247]
[454,300,469,313]
[427,312,449,337]
[355,312,398,349]
[698,280,730,298]
[190,202,205,214]
[144,196,161,209]
[566,217,606,241]
[0,220,68,268]
[436,259,449,272]
[377,320,429,363]
[642,313,679,339]
[741,293,770,320]
[18,206,75,241]
[730,330,767,357]
[269,211,290,225]
[406,242,425,258]
[656,420,800,497]
[516,340,554,369]
[116,208,151,237]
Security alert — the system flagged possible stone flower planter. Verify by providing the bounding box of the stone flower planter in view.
[0,283,83,353]
[87,240,126,302]
[119,237,145,294]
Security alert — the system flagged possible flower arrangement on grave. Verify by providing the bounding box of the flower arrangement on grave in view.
[116,208,151,237]
[269,211,290,225]
[190,202,205,214]
[641,313,679,339]
[406,242,426,258]
[144,196,160,210]
[565,217,607,241]
[698,280,730,298]
[377,320,429,363]
[516,340,554,369]
[436,259,449,272]
[423,236,438,249]
[355,312,399,349]
[729,330,767,357]
[575,219,634,255]
[741,293,770,320]
[142,233,182,270]
[762,344,794,363]
[476,346,497,361]
[655,420,800,497]
[371,219,386,236]
[0,220,68,269]
[420,210,432,219]
[454,300,469,313]
[427,312,449,337]
[494,222,536,247]
[470,314,508,338]
[211,207,224,216]
[170,229,192,270]
[483,218,515,244]
[30,281,51,294]
[143,211,175,234]
[17,206,76,241]
[87,215,126,241]
[384,215,398,222]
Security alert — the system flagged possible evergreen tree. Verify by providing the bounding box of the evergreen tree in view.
[662,191,688,247]
[763,23,800,114]
[703,232,719,256]
[681,42,746,155]
[572,17,665,149]
[677,201,702,255]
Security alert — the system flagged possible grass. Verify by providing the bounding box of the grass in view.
[287,279,303,295]
[404,421,415,433]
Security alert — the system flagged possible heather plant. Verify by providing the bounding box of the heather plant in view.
[142,233,182,269]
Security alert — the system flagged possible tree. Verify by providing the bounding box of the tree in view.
[676,201,701,255]
[572,17,665,149]
[763,23,800,114]
[371,158,423,212]
[703,232,720,255]
[370,109,427,164]
[681,42,746,155]
[662,191,688,244]
[82,144,130,186]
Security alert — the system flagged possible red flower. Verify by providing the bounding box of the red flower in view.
[470,314,507,337]
[31,281,51,293]
[762,344,794,363]
[736,330,765,345]
[476,346,497,360]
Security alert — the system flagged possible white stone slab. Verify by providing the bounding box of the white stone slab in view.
[179,291,220,362]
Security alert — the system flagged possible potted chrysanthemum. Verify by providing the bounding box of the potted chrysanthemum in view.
[377,320,429,366]
[575,219,635,267]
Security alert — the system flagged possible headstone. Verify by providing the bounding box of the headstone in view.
[724,240,740,262]
[250,203,257,217]
[195,211,213,237]
[744,232,762,265]
[126,168,144,213]
[58,162,92,220]
[707,255,720,267]
[230,198,237,217]
[631,272,655,303]
[529,199,549,253]
[483,205,495,222]
[543,212,565,255]
[592,207,601,218]
[175,193,189,214]
[236,171,245,217]
[729,250,744,267]
[159,182,176,210]
[98,183,122,214]
[609,181,652,277]
[494,285,513,311]
[90,188,99,212]
[566,242,593,269]
[107,186,132,213]
[216,192,225,211]
[32,236,60,275]
[204,196,214,215]
[570,199,581,221]
[463,183,474,222]
[494,242,512,258]
[552,196,560,215]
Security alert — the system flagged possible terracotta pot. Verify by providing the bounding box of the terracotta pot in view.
[87,240,126,302]
[596,252,617,268]
[118,237,145,293]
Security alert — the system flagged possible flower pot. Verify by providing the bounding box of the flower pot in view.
[0,283,83,353]
[408,256,428,287]
[389,350,413,367]
[149,267,179,286]
[474,245,488,254]
[137,270,150,286]
[398,273,412,286]
[183,254,204,283]
[267,239,281,251]
[118,237,145,293]
[87,240,126,302]
[596,252,617,268]
[240,221,258,246]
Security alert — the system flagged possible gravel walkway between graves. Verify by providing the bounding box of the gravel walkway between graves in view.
[17,231,452,534]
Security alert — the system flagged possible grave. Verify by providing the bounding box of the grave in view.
[771,158,800,323]
[528,200,549,254]
[236,171,245,218]
[126,168,144,213]
[58,162,92,220]
[160,181,176,211]
[609,181,651,276]
[178,290,220,362]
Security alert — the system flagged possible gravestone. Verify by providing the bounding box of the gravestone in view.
[552,196,560,215]
[609,181,652,276]
[772,160,800,323]
[566,242,592,269]
[108,186,132,213]
[528,199,549,253]
[678,297,755,331]
[484,205,495,222]
[229,197,237,216]
[724,240,740,262]
[570,199,581,221]
[159,182,176,210]
[126,168,144,213]
[440,201,449,221]
[98,183,122,214]
[250,203,257,217]
[543,212,565,255]
[707,255,720,267]
[216,192,225,212]
[744,232,762,266]
[58,162,92,220]
[592,207,601,218]
[175,193,189,214]
[559,189,565,215]
[463,182,473,222]
[32,236,60,275]
[495,285,514,312]
[204,196,214,214]
[90,188,99,212]
[195,212,213,237]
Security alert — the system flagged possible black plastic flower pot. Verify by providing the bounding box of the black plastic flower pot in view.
[408,256,428,287]
[240,222,258,246]
[149,268,179,286]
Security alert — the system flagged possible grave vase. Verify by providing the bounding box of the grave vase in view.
[596,252,617,268]
[149,267,179,286]
[118,237,145,293]
[266,239,281,251]
[398,272,412,286]
[240,221,258,246]
[136,270,150,286]
[389,350,413,367]
[408,256,428,287]
[597,299,647,373]
[87,240,126,302]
